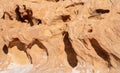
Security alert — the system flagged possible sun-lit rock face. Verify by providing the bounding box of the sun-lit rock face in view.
[0,0,120,73]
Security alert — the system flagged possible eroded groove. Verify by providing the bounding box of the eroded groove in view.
[63,32,78,68]
[28,39,49,56]
[8,38,33,64]
[46,0,60,2]
[1,12,13,20]
[111,54,120,62]
[65,2,84,8]
[89,38,112,67]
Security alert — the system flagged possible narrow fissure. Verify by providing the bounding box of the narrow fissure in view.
[111,54,120,62]
[65,2,84,8]
[46,0,60,2]
[63,32,78,68]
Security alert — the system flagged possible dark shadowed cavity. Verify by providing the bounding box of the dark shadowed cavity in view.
[63,31,78,68]
[3,44,8,54]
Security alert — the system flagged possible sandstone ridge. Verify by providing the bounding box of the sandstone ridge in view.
[0,0,120,73]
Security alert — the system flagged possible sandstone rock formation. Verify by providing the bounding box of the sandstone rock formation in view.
[0,0,120,73]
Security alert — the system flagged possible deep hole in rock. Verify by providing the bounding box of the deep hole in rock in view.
[37,19,42,25]
[8,38,32,64]
[61,15,71,22]
[15,5,34,26]
[88,29,93,33]
[89,38,112,67]
[15,5,42,26]
[32,17,42,25]
[3,44,8,54]
[95,9,110,14]
[63,32,78,68]
[1,5,42,26]
[15,5,25,22]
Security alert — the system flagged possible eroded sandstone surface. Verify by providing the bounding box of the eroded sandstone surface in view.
[0,0,120,73]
